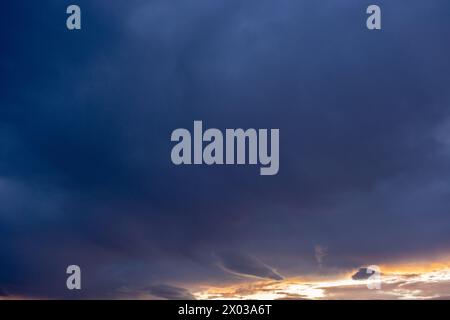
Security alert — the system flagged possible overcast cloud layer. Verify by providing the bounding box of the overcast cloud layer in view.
[1,0,450,298]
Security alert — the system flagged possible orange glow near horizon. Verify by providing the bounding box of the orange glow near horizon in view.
[191,260,450,300]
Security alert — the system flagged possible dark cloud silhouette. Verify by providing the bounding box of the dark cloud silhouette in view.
[217,252,283,280]
[147,284,195,300]
[352,267,378,281]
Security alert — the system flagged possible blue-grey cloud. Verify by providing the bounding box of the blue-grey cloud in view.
[147,284,195,300]
[1,0,450,298]
[217,252,283,280]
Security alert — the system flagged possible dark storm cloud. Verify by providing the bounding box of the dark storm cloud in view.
[217,252,284,280]
[1,0,450,298]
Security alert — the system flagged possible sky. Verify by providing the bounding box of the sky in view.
[1,0,450,299]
